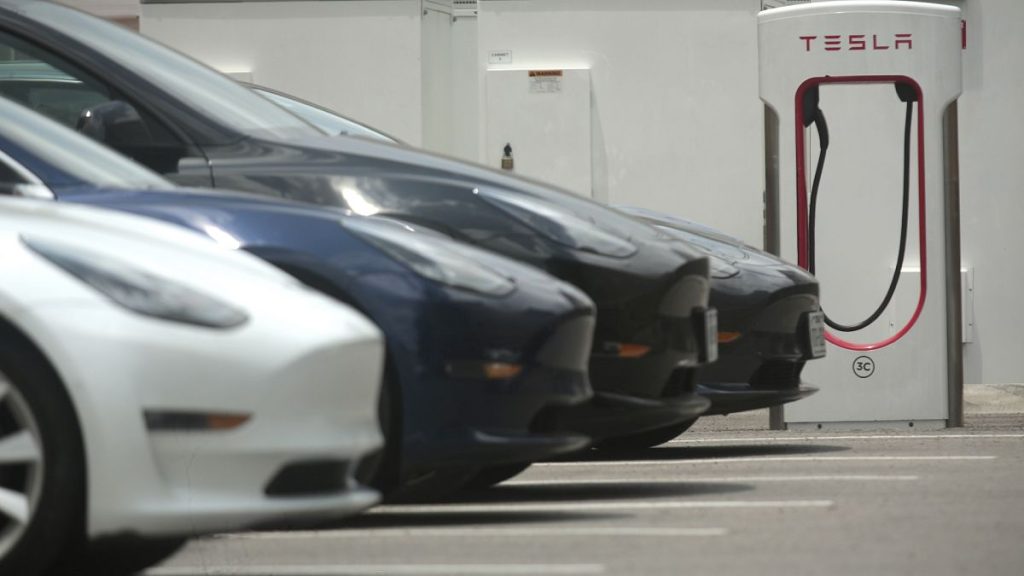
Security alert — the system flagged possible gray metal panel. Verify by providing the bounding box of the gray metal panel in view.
[944,102,964,428]
[764,104,786,432]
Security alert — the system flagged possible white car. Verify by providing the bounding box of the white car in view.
[0,198,385,575]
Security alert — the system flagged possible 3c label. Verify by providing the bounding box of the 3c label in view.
[853,356,875,378]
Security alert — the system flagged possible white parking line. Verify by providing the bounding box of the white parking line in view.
[374,499,834,514]
[217,526,728,539]
[506,474,919,486]
[667,433,1024,444]
[536,455,996,467]
[146,564,606,575]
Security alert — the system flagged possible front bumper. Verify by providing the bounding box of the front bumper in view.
[25,299,385,539]
[698,380,819,415]
[417,428,591,469]
[401,365,593,476]
[589,267,716,400]
[400,311,596,478]
[548,390,712,443]
[699,293,823,415]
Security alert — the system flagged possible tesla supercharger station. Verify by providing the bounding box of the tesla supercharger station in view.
[760,1,964,429]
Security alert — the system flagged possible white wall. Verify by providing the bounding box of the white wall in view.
[956,0,1024,384]
[61,0,139,18]
[477,0,765,244]
[141,1,426,145]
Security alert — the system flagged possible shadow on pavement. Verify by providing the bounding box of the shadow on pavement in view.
[448,480,752,504]
[320,510,627,530]
[555,442,850,462]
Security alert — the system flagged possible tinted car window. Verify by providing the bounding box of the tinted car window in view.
[0,97,172,189]
[0,59,111,129]
[3,79,107,128]
[0,34,201,174]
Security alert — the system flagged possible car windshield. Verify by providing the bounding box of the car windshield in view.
[253,87,399,143]
[0,96,171,189]
[25,1,323,140]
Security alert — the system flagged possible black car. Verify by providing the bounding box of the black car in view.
[606,207,824,447]
[0,0,714,452]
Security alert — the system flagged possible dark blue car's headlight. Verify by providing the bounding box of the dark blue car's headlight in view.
[23,236,248,328]
[476,188,637,258]
[342,218,516,297]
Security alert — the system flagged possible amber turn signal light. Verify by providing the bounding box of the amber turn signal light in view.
[718,331,743,344]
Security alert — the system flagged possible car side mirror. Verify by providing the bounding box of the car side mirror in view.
[76,100,152,147]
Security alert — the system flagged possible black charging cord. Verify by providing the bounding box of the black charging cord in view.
[806,84,916,332]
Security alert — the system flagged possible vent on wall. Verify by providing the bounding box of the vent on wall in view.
[454,0,478,17]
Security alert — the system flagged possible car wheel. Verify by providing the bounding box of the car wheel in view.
[595,418,698,451]
[0,329,84,576]
[464,463,531,490]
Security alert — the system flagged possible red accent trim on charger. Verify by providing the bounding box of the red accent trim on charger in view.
[794,75,927,352]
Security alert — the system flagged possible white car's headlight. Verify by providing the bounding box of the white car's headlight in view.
[476,188,637,258]
[341,218,515,297]
[23,236,249,329]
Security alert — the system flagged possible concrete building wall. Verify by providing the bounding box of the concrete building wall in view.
[955,0,1024,384]
[140,1,427,145]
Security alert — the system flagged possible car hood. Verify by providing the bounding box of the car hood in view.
[53,184,595,309]
[616,206,818,308]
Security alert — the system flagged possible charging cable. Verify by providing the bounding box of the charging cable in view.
[805,83,917,332]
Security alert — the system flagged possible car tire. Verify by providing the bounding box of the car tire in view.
[0,327,85,576]
[595,418,698,451]
[464,463,531,490]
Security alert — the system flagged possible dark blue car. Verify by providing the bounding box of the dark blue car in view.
[0,96,600,501]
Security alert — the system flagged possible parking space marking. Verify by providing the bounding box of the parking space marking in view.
[667,433,1024,444]
[536,455,996,467]
[374,499,833,514]
[506,474,919,485]
[217,526,728,539]
[146,564,606,575]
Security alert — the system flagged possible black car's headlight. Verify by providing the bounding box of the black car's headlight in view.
[341,218,516,297]
[476,188,637,258]
[23,236,248,329]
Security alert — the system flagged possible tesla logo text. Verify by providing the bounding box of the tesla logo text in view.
[800,34,913,52]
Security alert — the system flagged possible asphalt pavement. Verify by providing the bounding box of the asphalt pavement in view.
[144,386,1024,576]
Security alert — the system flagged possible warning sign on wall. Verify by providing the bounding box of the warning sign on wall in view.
[529,70,563,93]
